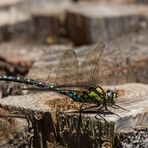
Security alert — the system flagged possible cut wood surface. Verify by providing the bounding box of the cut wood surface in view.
[0,83,147,147]
[104,83,148,131]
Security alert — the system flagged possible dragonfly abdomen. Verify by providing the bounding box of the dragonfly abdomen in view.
[56,88,82,102]
[0,76,54,89]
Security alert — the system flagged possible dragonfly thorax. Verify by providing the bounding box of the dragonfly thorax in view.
[84,86,117,105]
[81,86,106,104]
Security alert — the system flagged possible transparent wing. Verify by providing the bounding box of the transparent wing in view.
[56,49,79,86]
[80,42,105,87]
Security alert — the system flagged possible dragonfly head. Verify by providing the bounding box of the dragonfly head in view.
[106,89,118,105]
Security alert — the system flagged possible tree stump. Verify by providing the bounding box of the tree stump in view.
[0,83,147,147]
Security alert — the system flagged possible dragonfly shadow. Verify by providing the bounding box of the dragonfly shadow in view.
[110,104,130,112]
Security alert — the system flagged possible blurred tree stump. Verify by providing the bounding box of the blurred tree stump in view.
[66,2,148,45]
[0,0,23,10]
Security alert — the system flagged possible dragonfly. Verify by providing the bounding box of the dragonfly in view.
[0,42,118,110]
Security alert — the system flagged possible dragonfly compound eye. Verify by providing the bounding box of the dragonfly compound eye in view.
[106,89,115,104]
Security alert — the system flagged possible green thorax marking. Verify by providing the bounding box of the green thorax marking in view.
[81,86,105,104]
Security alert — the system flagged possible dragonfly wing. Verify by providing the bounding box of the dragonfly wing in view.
[80,42,105,87]
[56,49,79,86]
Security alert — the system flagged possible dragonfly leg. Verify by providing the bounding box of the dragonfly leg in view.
[80,102,85,111]
[95,113,106,122]
[104,97,108,110]
[77,102,85,134]
[96,104,104,111]
[104,103,108,110]
[96,103,108,112]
